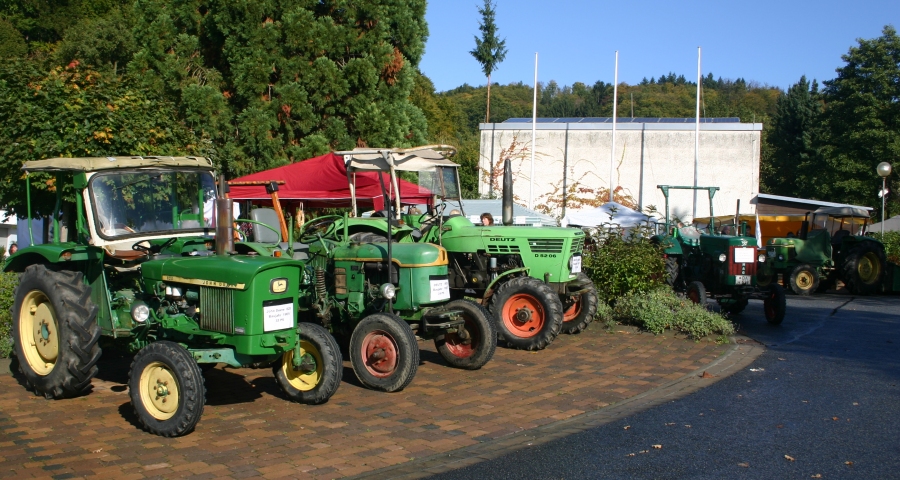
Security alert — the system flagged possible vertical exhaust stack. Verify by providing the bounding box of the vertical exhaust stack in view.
[215,175,234,256]
[502,159,513,226]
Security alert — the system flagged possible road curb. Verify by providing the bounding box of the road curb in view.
[350,335,764,479]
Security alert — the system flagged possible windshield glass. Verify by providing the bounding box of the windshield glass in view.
[89,169,217,239]
[415,166,460,200]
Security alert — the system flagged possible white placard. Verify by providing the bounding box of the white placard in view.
[733,247,755,263]
[430,279,451,301]
[263,302,294,332]
[515,215,527,224]
[570,255,582,274]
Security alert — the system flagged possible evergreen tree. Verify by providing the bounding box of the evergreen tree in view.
[765,76,823,198]
[470,0,507,123]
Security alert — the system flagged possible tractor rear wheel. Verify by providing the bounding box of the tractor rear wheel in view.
[490,277,563,351]
[12,265,101,399]
[559,273,598,334]
[686,281,707,306]
[349,313,418,392]
[664,256,680,287]
[129,341,206,437]
[841,242,886,295]
[434,300,496,369]
[763,285,786,325]
[789,264,819,296]
[275,322,342,404]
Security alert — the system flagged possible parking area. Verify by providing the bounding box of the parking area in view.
[0,325,727,479]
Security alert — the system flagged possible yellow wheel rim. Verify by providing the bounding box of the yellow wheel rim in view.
[139,361,180,420]
[858,253,881,284]
[18,290,59,375]
[281,340,322,392]
[796,270,814,289]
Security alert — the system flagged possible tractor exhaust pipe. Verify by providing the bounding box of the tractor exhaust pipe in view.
[215,175,234,256]
[502,159,513,226]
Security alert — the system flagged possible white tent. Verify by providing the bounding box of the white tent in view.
[868,214,900,233]
[561,202,654,229]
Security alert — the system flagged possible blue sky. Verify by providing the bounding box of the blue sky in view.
[419,0,899,93]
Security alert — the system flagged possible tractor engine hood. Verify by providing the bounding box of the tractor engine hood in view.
[700,234,759,249]
[334,242,448,267]
[141,255,304,289]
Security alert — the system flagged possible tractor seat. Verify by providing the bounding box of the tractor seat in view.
[831,229,850,244]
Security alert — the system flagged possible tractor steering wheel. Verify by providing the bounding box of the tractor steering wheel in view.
[300,215,342,242]
[132,237,178,255]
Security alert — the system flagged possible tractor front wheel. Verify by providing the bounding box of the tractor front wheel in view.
[763,285,787,325]
[789,264,819,296]
[349,313,418,392]
[841,242,886,295]
[490,277,563,351]
[686,281,707,306]
[434,300,496,370]
[12,265,101,399]
[129,341,206,437]
[274,322,342,404]
[559,273,599,334]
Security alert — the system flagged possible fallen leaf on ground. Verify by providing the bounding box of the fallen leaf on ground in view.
[737,462,749,468]
[832,417,839,421]
[626,453,635,457]
[92,448,103,453]
[652,445,662,449]
[700,371,716,378]
[778,357,786,360]
[639,450,648,454]
[750,368,765,372]
[853,402,859,406]
[665,423,675,426]
[776,424,784,429]
[623,425,631,430]
[785,455,795,462]
[845,461,854,466]
[811,475,822,478]
[684,425,692,428]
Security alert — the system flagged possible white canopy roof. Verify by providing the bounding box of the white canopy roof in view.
[561,202,654,228]
[336,145,458,172]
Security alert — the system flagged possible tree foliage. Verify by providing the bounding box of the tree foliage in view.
[765,76,823,198]
[470,0,506,123]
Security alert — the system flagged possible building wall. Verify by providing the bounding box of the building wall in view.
[479,121,762,223]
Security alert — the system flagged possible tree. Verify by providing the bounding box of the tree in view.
[764,76,823,198]
[819,25,900,212]
[470,0,507,123]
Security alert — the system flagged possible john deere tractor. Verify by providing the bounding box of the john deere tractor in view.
[5,157,342,437]
[759,206,886,295]
[653,185,786,324]
[331,146,596,351]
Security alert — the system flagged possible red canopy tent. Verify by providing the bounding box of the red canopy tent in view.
[227,153,432,210]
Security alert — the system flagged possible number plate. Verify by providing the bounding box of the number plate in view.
[263,301,294,332]
[570,255,582,274]
[430,279,451,301]
[735,275,751,285]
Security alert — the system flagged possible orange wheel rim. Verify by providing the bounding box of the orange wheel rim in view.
[688,289,701,304]
[501,293,545,338]
[360,330,398,378]
[563,296,582,322]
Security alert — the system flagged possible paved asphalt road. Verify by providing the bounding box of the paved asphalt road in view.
[428,294,900,479]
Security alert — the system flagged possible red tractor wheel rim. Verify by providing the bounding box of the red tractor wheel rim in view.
[688,289,701,304]
[502,293,545,338]
[563,296,582,322]
[444,318,476,359]
[764,293,776,318]
[360,330,399,378]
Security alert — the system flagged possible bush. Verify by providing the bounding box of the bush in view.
[874,231,900,264]
[0,267,17,358]
[583,227,666,303]
[613,287,735,339]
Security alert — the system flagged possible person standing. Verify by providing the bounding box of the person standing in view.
[480,213,494,226]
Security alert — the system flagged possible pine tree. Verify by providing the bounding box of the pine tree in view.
[470,0,507,124]
[765,76,823,198]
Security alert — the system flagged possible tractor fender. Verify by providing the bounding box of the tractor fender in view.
[3,244,100,273]
[652,234,683,256]
[481,266,531,302]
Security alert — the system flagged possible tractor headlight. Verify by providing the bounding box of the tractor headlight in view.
[777,254,784,261]
[380,283,396,300]
[758,253,766,263]
[718,253,727,262]
[131,302,150,323]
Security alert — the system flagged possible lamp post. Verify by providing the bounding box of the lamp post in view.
[877,161,892,237]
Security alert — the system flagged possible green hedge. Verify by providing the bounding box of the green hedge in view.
[0,266,16,358]
[874,231,900,264]
[613,287,735,339]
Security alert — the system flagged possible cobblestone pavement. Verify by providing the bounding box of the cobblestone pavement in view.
[0,325,729,479]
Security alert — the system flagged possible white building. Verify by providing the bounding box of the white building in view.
[479,118,763,222]
[0,210,18,254]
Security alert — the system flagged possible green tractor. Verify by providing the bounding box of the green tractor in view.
[653,185,786,324]
[758,206,886,295]
[5,157,342,437]
[231,184,496,393]
[331,146,596,351]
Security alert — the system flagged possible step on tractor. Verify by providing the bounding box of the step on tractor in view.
[758,206,887,295]
[652,185,786,324]
[5,157,342,437]
[230,182,496,393]
[330,146,596,351]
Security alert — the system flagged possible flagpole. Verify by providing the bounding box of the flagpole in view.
[693,46,701,219]
[530,52,538,211]
[610,51,619,203]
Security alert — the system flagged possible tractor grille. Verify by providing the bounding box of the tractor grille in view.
[200,287,235,334]
[528,238,565,254]
[727,246,759,277]
[487,244,520,254]
[570,237,584,254]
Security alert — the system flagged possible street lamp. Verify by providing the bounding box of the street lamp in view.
[877,161,892,237]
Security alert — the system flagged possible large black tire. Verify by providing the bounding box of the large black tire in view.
[129,341,206,437]
[559,273,598,334]
[274,322,342,404]
[841,242,886,295]
[664,255,680,287]
[763,284,787,325]
[349,313,418,392]
[718,298,749,315]
[489,276,564,351]
[788,264,819,296]
[11,265,101,399]
[434,300,496,370]
[686,281,707,306]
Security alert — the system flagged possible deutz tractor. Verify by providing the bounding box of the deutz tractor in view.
[653,185,786,324]
[758,206,887,295]
[5,157,342,437]
[231,182,496,393]
[331,146,596,351]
